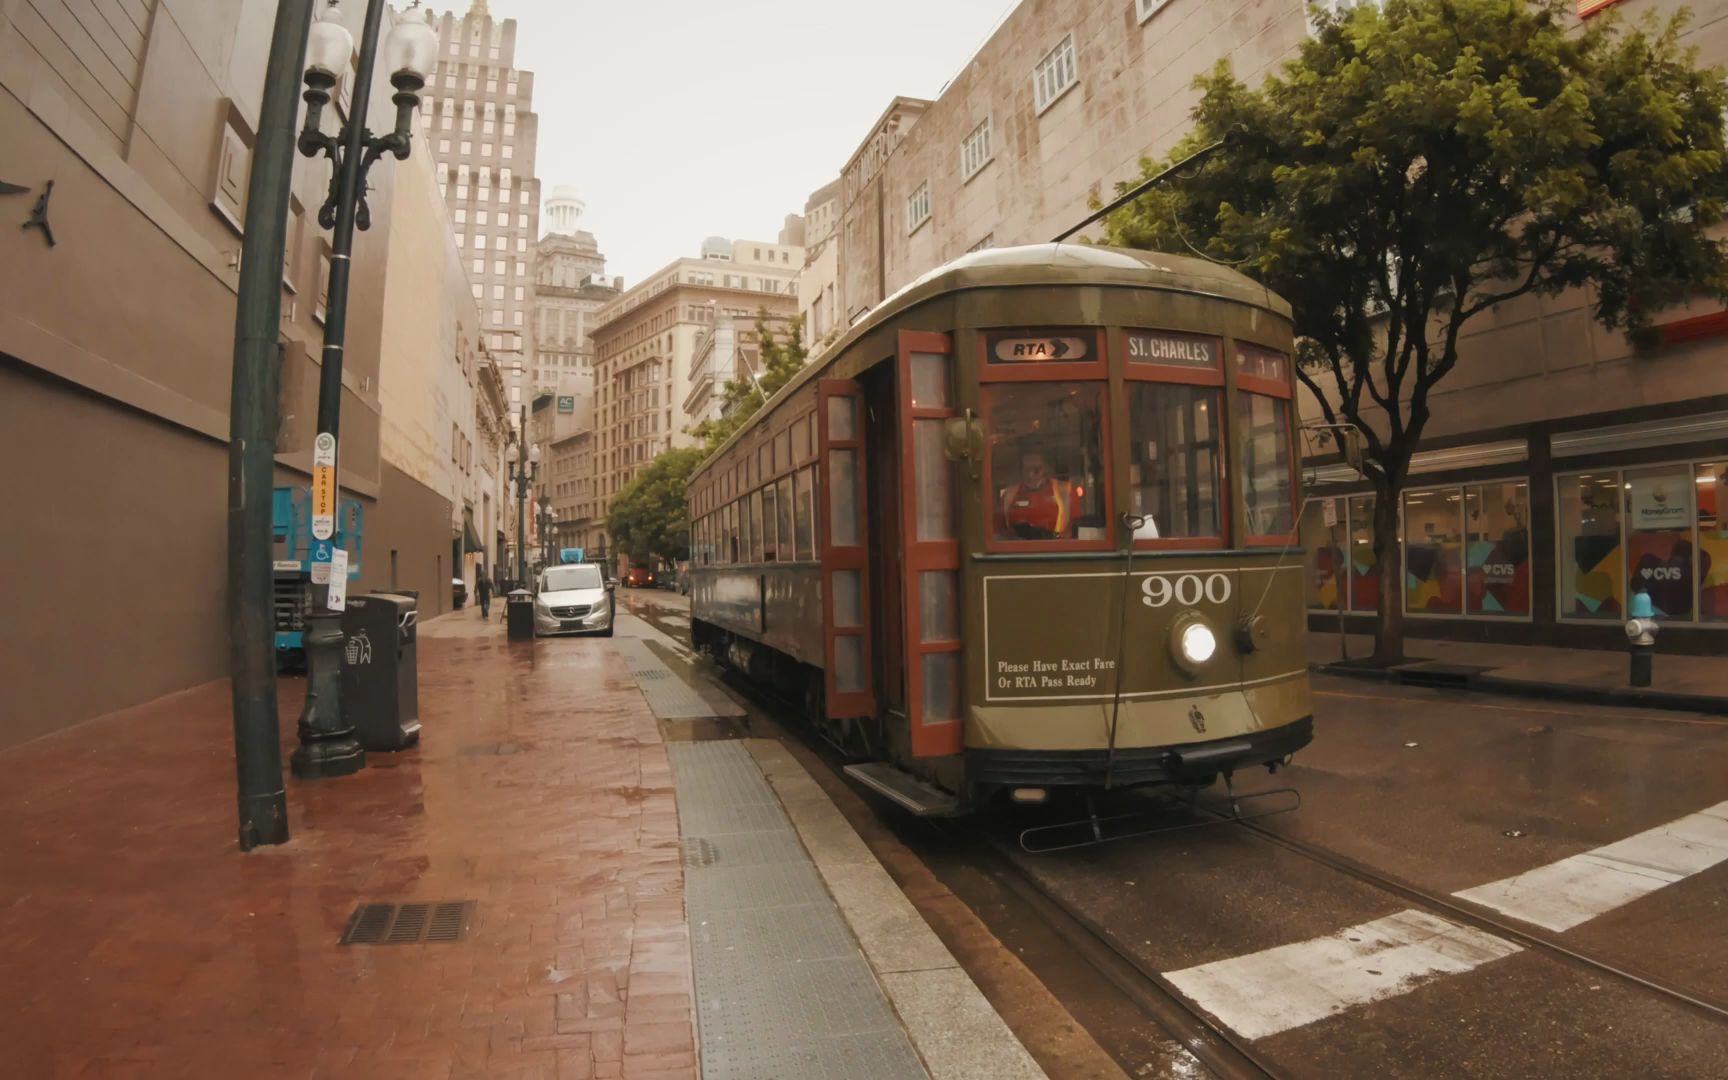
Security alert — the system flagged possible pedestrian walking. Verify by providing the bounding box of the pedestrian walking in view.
[476,567,492,619]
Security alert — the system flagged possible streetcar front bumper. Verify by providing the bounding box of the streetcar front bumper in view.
[966,715,1313,789]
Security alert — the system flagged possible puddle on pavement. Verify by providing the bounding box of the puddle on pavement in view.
[662,716,747,742]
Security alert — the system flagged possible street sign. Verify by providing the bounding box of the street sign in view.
[326,548,349,609]
[311,539,334,562]
[272,560,301,573]
[312,433,336,540]
[988,335,1090,363]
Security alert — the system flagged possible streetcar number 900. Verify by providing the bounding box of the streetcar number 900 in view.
[1141,573,1232,608]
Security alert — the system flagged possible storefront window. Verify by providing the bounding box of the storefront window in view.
[1128,384,1222,541]
[1558,473,1623,619]
[1404,488,1463,614]
[1348,494,1380,612]
[1302,498,1346,609]
[986,383,1107,543]
[1235,392,1294,540]
[1625,466,1695,620]
[1700,462,1728,621]
[1464,481,1530,616]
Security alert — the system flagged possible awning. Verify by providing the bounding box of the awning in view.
[462,509,483,553]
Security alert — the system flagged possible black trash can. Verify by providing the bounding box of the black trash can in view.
[340,592,421,751]
[506,588,535,641]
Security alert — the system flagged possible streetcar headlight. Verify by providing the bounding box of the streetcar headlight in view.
[1169,614,1218,675]
[1180,622,1217,664]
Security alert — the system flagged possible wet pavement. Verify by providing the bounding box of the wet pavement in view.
[631,590,1728,1078]
[0,605,696,1079]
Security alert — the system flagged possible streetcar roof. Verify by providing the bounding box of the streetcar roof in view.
[690,242,1289,479]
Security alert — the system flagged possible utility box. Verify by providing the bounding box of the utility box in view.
[507,588,535,641]
[340,593,421,751]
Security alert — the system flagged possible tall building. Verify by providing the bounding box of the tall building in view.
[533,186,616,395]
[430,0,542,415]
[797,178,843,358]
[589,238,802,513]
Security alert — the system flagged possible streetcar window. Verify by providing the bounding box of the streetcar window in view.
[762,485,779,561]
[985,383,1107,543]
[777,477,795,561]
[1128,384,1223,542]
[794,466,815,558]
[1236,392,1295,540]
[750,490,765,563]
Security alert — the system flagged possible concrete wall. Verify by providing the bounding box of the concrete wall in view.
[358,462,455,619]
[0,362,229,750]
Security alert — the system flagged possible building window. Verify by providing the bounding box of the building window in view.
[1136,0,1171,23]
[438,138,450,153]
[1033,33,1079,115]
[960,118,993,182]
[476,209,488,225]
[905,181,931,234]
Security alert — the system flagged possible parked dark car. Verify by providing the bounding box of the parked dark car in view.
[452,577,468,609]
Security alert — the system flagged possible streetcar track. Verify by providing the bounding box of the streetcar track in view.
[968,826,1283,1080]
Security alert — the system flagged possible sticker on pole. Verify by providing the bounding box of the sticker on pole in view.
[312,433,337,540]
[326,548,349,610]
[310,540,334,584]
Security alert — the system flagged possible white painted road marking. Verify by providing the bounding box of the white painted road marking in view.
[1454,801,1728,932]
[1163,910,1522,1041]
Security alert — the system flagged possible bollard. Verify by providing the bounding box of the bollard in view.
[1624,589,1658,689]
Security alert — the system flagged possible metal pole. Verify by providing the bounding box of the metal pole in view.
[293,0,391,781]
[226,0,315,850]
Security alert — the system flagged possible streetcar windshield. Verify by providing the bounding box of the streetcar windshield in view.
[987,383,1108,543]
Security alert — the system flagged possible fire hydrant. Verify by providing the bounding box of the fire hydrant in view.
[1624,589,1658,688]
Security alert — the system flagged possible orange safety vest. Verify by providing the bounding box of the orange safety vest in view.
[1001,478,1072,536]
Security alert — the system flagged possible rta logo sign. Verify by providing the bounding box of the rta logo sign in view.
[1642,566,1684,582]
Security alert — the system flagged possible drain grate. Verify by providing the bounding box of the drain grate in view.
[682,837,721,868]
[639,669,673,681]
[341,901,473,945]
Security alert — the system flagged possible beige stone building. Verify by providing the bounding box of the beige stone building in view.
[822,0,1727,652]
[796,178,843,359]
[0,0,470,745]
[589,239,802,518]
[430,0,542,415]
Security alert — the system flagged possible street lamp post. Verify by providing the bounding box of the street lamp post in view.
[506,429,540,586]
[290,0,437,780]
[225,0,314,850]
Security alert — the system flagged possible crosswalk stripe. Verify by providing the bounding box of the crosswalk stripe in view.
[1163,909,1522,1041]
[1453,801,1728,932]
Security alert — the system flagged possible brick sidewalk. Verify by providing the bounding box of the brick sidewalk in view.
[0,610,695,1079]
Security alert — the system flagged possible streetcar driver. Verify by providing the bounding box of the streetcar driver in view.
[997,447,1076,540]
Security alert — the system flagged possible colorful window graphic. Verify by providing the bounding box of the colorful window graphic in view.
[1625,466,1694,620]
[1464,481,1530,617]
[1701,462,1728,622]
[1302,499,1346,610]
[1404,488,1464,614]
[1559,473,1625,620]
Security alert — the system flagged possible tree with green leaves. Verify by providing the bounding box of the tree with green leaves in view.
[606,446,706,563]
[687,312,809,455]
[1103,0,1728,663]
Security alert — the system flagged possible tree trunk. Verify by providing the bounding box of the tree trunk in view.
[1371,481,1405,666]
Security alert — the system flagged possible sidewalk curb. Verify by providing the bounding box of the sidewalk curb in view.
[1312,662,1728,717]
[744,738,1047,1080]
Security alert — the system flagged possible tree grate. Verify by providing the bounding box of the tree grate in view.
[340,901,473,945]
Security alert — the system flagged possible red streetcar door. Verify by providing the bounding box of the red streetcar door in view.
[896,331,963,757]
[817,379,876,720]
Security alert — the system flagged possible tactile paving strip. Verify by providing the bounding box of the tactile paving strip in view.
[613,639,745,719]
[668,742,927,1079]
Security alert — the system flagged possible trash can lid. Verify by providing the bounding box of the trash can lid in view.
[508,588,533,598]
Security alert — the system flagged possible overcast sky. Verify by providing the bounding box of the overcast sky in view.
[478,0,1013,285]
